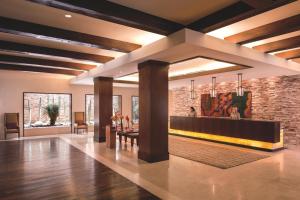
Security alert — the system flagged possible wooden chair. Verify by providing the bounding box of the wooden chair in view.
[74,112,88,134]
[4,113,20,139]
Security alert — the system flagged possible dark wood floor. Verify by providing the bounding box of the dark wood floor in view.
[0,138,160,200]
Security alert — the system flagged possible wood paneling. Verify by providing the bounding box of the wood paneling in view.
[0,40,113,63]
[0,16,141,53]
[0,54,96,71]
[275,48,300,59]
[27,0,183,36]
[170,116,281,143]
[0,138,159,199]
[0,63,82,75]
[138,60,169,162]
[253,35,300,53]
[225,14,300,44]
[94,77,113,142]
[187,0,295,33]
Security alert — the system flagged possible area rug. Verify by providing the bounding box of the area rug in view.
[168,135,270,169]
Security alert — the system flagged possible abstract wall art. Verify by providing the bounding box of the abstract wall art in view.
[201,92,252,118]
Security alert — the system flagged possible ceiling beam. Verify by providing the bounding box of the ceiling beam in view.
[225,14,300,44]
[169,66,248,81]
[171,55,252,69]
[115,66,249,83]
[113,80,138,85]
[27,0,184,36]
[0,63,82,76]
[253,35,300,53]
[0,40,114,63]
[0,54,96,71]
[187,0,295,33]
[0,16,141,53]
[275,48,300,59]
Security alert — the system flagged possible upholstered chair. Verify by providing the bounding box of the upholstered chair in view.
[4,113,20,139]
[74,112,88,134]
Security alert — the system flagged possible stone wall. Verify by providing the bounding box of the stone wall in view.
[169,74,300,146]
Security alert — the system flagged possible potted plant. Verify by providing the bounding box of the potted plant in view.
[45,104,60,126]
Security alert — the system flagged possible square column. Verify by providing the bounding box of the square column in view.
[138,60,169,162]
[94,77,113,142]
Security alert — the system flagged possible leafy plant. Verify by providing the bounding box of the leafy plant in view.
[45,104,60,126]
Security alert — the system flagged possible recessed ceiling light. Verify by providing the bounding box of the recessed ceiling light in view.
[65,14,72,18]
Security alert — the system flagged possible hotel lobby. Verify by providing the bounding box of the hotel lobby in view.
[1,0,300,199]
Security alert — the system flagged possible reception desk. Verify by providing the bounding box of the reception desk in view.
[169,116,283,151]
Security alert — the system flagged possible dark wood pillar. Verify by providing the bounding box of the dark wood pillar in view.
[94,77,113,142]
[138,60,169,163]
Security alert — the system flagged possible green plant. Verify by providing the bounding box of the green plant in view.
[45,104,60,126]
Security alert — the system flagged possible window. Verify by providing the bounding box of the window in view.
[85,94,94,125]
[113,95,122,115]
[132,96,139,123]
[24,93,71,128]
[85,95,122,125]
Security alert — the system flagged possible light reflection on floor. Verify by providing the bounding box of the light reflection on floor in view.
[4,133,300,200]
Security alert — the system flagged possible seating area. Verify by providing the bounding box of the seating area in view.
[117,130,139,147]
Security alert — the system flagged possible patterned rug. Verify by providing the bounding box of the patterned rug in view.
[169,135,270,169]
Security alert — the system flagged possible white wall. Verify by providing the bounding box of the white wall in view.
[0,70,138,139]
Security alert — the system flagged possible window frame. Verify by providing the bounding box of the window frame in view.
[113,95,122,115]
[85,94,94,125]
[23,92,72,136]
[84,94,123,125]
[131,96,139,124]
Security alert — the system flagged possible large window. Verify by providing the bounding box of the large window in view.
[132,96,139,123]
[85,95,122,125]
[24,93,71,128]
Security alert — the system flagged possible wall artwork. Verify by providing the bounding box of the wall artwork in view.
[201,91,252,118]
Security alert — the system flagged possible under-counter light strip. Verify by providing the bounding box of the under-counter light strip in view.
[169,129,284,150]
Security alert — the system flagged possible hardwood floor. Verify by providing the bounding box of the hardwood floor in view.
[0,138,159,200]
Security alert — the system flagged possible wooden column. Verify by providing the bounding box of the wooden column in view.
[94,77,113,142]
[138,60,169,162]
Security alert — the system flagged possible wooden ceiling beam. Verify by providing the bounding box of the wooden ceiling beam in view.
[275,48,300,59]
[0,40,113,63]
[225,14,300,44]
[0,16,141,53]
[187,0,295,33]
[0,63,82,76]
[0,54,96,71]
[27,0,184,35]
[253,35,300,53]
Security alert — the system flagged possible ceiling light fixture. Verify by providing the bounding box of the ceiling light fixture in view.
[210,77,217,98]
[65,14,72,18]
[236,73,244,97]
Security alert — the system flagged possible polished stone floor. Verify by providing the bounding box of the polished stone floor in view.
[3,133,300,200]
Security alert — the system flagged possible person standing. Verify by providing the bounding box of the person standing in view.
[188,107,197,117]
